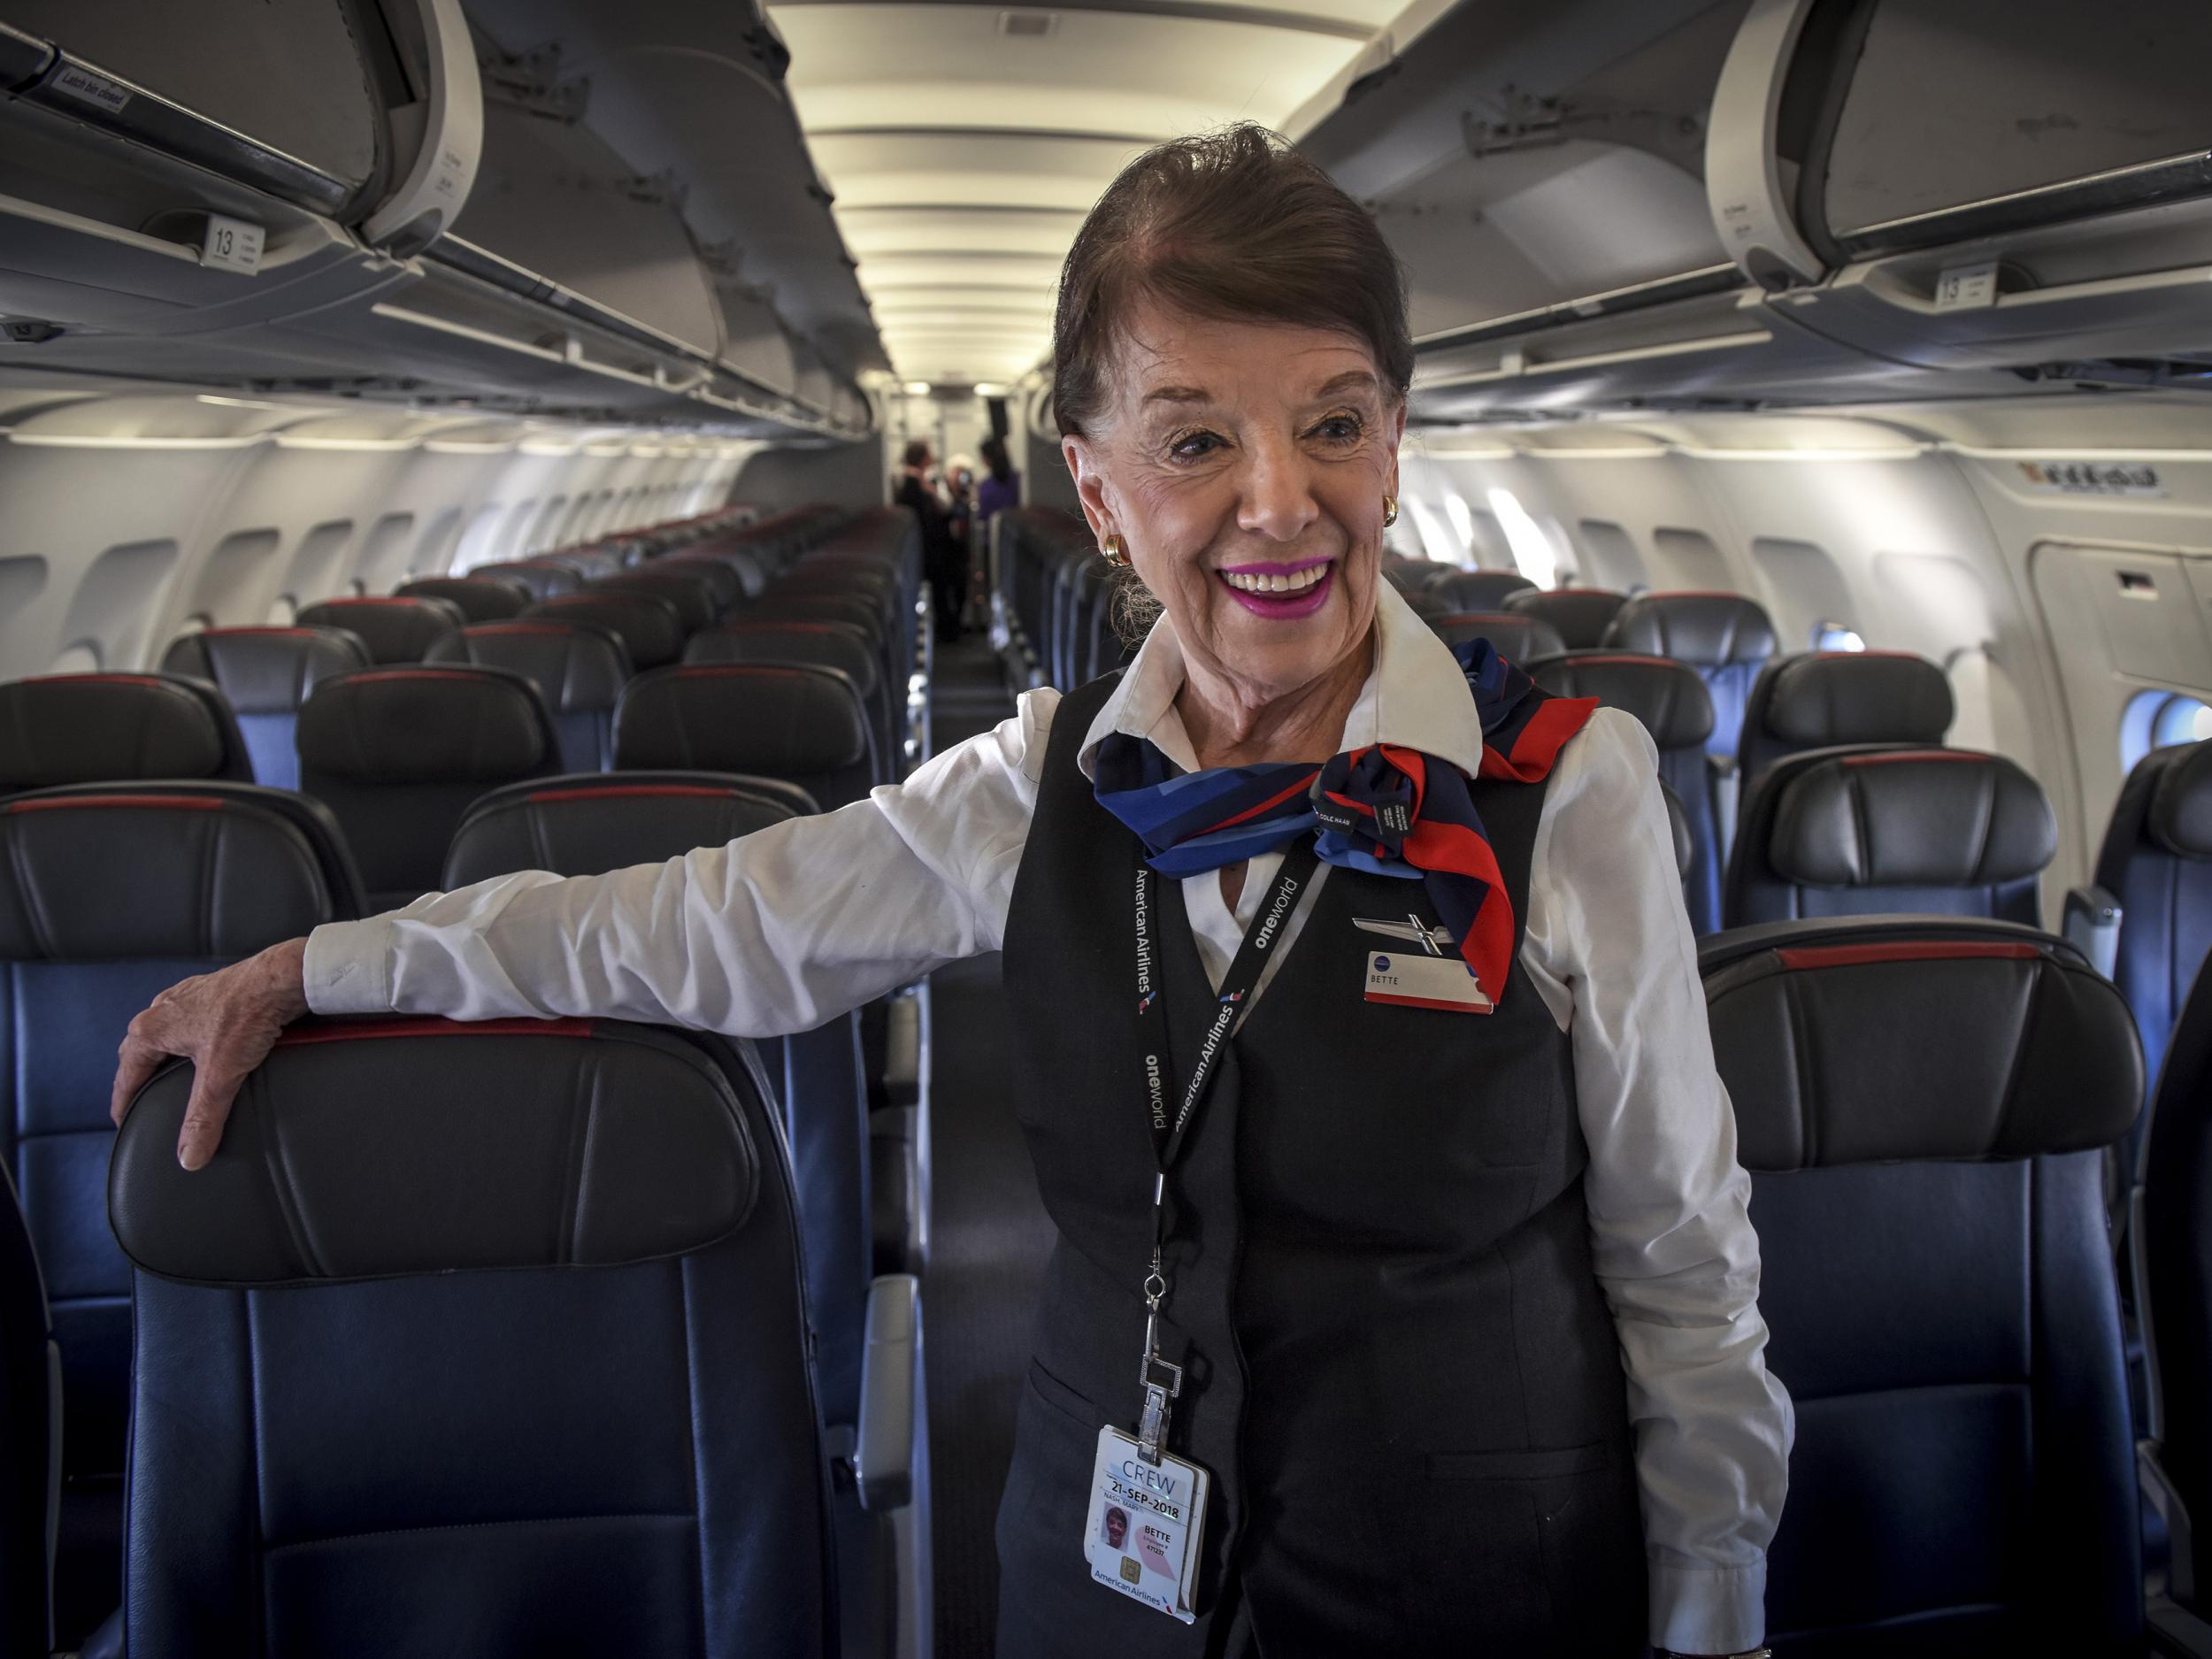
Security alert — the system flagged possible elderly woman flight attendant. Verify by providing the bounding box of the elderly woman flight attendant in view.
[113,127,1790,1659]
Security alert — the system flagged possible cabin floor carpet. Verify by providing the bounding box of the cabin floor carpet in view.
[923,633,1057,1658]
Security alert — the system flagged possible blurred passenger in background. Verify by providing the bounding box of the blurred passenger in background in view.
[978,434,1021,520]
[895,437,965,640]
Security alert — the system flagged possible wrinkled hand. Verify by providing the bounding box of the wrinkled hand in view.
[111,938,311,1171]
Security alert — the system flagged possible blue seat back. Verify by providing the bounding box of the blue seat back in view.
[0,784,357,1640]
[1602,592,1776,757]
[1702,918,2142,1652]
[2097,740,2212,1111]
[1529,651,1722,933]
[112,1018,835,1659]
[161,627,373,790]
[426,621,634,773]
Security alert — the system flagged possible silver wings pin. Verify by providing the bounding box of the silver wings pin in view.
[1352,914,1455,958]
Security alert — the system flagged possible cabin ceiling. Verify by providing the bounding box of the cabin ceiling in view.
[765,0,1443,388]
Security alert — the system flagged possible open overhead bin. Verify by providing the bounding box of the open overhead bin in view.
[0,0,882,436]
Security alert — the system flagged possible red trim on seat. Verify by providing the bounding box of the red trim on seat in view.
[1440,612,1519,626]
[4,794,225,814]
[526,784,740,803]
[1525,588,1622,599]
[1838,750,1982,767]
[312,597,439,608]
[1538,653,1686,671]
[277,1017,596,1046]
[1775,941,2041,971]
[26,673,172,686]
[340,670,504,684]
[672,664,825,680]
[465,625,581,637]
[1810,649,1923,660]
[1641,591,1752,603]
[195,627,320,638]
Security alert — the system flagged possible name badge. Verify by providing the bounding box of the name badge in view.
[1364,950,1494,1014]
[1082,1426,1210,1623]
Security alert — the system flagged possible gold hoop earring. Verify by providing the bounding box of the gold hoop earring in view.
[1102,534,1127,566]
[1382,495,1399,528]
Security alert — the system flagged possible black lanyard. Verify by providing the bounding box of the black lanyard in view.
[1127,838,1318,1461]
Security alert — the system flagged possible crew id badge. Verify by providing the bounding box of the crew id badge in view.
[1082,1426,1210,1623]
[1363,949,1493,1013]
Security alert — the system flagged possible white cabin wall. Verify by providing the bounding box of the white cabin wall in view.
[1401,401,2212,910]
[0,388,764,680]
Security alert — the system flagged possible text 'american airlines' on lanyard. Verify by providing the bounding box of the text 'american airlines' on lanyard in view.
[1129,838,1318,1464]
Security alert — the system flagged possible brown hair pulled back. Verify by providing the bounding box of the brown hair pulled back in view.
[1051,123,1412,438]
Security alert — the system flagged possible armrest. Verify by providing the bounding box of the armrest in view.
[2145,1439,2200,1608]
[2151,1595,2212,1657]
[2063,884,2123,979]
[854,1273,920,1512]
[64,1605,124,1659]
[1708,756,1740,870]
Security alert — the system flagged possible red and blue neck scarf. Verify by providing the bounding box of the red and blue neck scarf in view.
[1092,639,1597,1008]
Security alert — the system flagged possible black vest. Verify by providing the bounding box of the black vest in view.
[994,674,1645,1658]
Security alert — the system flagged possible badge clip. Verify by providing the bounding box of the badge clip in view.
[1136,1308,1183,1465]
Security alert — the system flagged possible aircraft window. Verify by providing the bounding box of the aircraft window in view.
[355,513,417,593]
[287,520,353,607]
[1752,537,1854,649]
[1651,526,1732,590]
[415,509,465,578]
[2122,688,2212,772]
[1405,498,1456,565]
[62,536,179,671]
[1486,488,1561,589]
[1813,622,1866,652]
[1577,520,1646,590]
[455,504,505,572]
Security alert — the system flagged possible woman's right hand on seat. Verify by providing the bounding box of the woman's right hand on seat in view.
[111,937,312,1171]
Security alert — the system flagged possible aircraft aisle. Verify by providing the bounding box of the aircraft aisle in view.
[922,634,1057,1656]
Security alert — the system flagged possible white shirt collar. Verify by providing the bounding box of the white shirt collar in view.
[1076,580,1486,780]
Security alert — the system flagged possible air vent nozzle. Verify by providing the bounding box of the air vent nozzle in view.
[999,12,1059,37]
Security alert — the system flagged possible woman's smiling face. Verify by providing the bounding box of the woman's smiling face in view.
[1063,299,1404,713]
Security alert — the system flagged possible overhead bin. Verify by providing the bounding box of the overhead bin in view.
[1371,0,2212,420]
[0,0,880,437]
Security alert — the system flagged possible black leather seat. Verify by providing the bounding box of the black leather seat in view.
[589,568,723,634]
[1502,587,1625,649]
[524,591,687,671]
[613,664,878,809]
[2098,740,2212,1113]
[652,554,752,611]
[1737,651,1955,794]
[425,621,634,773]
[1703,917,2144,1655]
[0,1163,54,1659]
[396,575,534,622]
[296,667,562,910]
[1726,746,2056,928]
[0,783,361,1647]
[1425,611,1568,664]
[1602,593,1776,758]
[1527,651,1722,933]
[0,672,253,793]
[464,560,582,602]
[1425,569,1536,611]
[160,626,373,790]
[111,1018,854,1659]
[2139,945,2212,1622]
[444,772,817,886]
[295,595,467,664]
[1657,780,1694,890]
[683,621,894,781]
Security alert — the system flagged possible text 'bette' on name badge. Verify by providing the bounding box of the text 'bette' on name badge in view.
[1364,951,1493,1014]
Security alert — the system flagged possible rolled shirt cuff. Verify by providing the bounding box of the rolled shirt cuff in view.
[1650,1556,1766,1655]
[302,918,397,1016]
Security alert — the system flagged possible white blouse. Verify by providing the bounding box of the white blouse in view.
[303,583,1793,1655]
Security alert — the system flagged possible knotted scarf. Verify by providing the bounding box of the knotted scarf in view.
[1091,639,1597,1007]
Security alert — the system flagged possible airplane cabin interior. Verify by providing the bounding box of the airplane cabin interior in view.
[2,0,2211,1655]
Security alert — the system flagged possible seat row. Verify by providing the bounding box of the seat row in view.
[1,826,2177,1653]
[0,756,931,1655]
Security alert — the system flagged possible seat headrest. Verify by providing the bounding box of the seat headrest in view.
[612,664,870,776]
[464,560,581,601]
[394,576,533,623]
[1603,592,1776,666]
[524,593,686,669]
[160,626,372,713]
[295,596,466,664]
[1701,918,2141,1169]
[425,622,634,710]
[682,620,881,693]
[1427,612,1569,663]
[733,591,887,638]
[0,785,349,958]
[650,556,749,610]
[1425,570,1536,612]
[588,572,718,633]
[0,673,246,789]
[1500,588,1626,649]
[1766,749,2056,888]
[445,772,815,888]
[1754,651,1955,747]
[111,1019,763,1285]
[1525,652,1714,750]
[296,667,555,785]
[2150,741,2212,858]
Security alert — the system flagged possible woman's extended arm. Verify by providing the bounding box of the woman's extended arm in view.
[112,691,1057,1166]
[1525,709,1795,1659]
